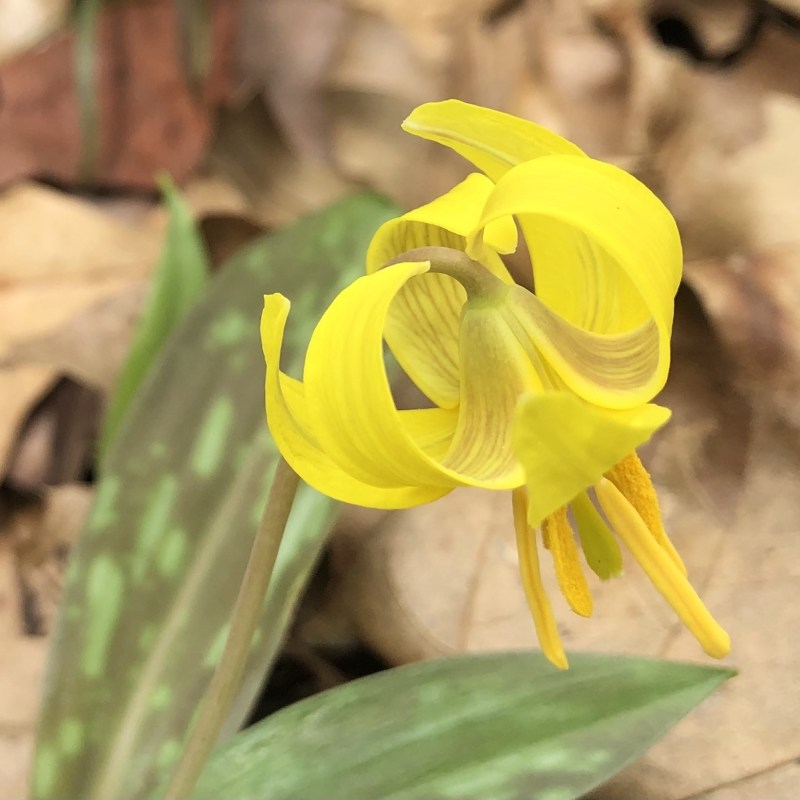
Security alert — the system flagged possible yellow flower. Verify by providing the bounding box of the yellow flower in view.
[261,100,730,668]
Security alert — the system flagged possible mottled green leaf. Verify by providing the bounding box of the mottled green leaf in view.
[32,195,398,800]
[99,176,211,457]
[192,653,734,800]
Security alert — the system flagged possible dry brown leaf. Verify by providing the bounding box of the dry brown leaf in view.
[0,0,68,63]
[208,100,354,228]
[242,0,786,262]
[693,760,800,800]
[240,0,347,161]
[0,183,160,476]
[4,378,100,491]
[686,245,800,432]
[644,0,757,57]
[5,483,94,634]
[0,0,239,190]
[199,214,266,269]
[2,284,150,394]
[0,368,56,483]
[0,540,48,800]
[0,183,159,282]
[715,93,800,251]
[0,484,92,797]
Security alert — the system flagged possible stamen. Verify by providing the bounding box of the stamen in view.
[512,488,568,669]
[595,478,731,658]
[607,452,687,575]
[571,491,623,580]
[542,507,593,617]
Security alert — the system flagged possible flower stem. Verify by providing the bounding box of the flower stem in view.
[162,457,300,799]
[384,245,505,300]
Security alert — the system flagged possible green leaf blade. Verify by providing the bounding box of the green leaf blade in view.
[192,653,734,800]
[99,176,211,457]
[32,194,399,800]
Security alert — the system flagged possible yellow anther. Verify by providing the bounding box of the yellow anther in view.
[607,452,687,575]
[542,506,593,617]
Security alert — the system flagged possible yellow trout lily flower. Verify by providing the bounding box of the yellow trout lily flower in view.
[261,100,731,669]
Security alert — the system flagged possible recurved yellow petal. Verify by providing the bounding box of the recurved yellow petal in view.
[366,173,517,271]
[512,393,671,528]
[403,99,585,182]
[472,155,682,403]
[366,174,515,408]
[261,294,448,508]
[302,263,463,491]
[441,303,543,487]
[503,284,660,409]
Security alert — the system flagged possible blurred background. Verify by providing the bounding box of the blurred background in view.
[1,0,800,797]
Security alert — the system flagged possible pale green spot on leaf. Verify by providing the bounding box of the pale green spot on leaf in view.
[190,399,234,479]
[132,476,178,583]
[156,529,188,579]
[33,745,58,798]
[64,558,82,590]
[157,739,183,770]
[537,789,578,800]
[82,556,124,678]
[150,442,168,459]
[149,685,172,711]
[204,622,230,668]
[139,624,158,652]
[59,719,84,757]
[227,351,249,372]
[88,476,121,533]
[207,309,252,349]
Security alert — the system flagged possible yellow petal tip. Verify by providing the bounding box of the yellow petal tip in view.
[546,649,569,670]
[702,627,732,660]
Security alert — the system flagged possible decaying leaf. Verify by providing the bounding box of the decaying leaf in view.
[0,183,160,477]
[239,0,347,161]
[0,0,238,189]
[693,760,800,800]
[0,0,68,63]
[4,378,100,491]
[208,100,354,228]
[0,541,49,800]
[2,285,150,394]
[686,246,800,432]
[3,483,94,635]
